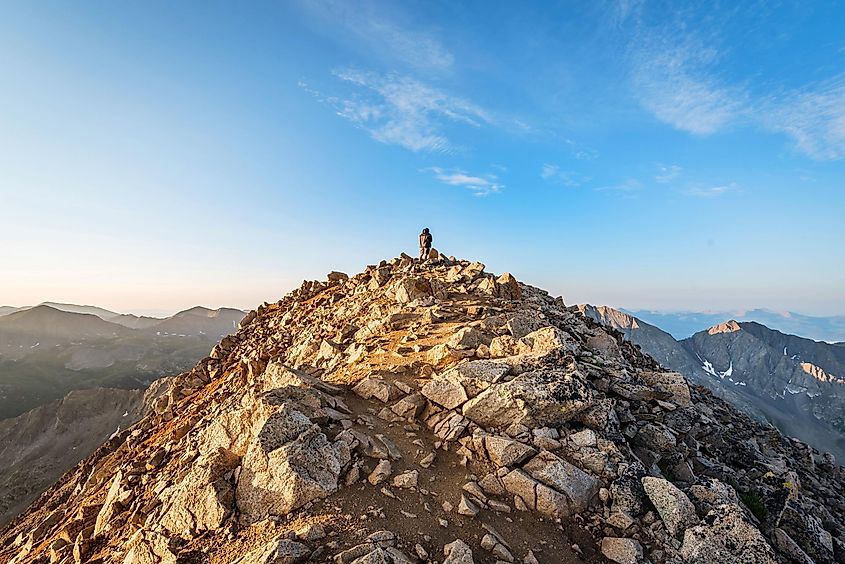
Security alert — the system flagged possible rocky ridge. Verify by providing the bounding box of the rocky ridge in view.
[2,255,844,564]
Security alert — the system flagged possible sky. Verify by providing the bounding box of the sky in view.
[1,0,844,317]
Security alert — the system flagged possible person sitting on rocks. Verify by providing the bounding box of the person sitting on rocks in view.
[419,227,432,261]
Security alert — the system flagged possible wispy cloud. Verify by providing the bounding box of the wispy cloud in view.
[319,69,492,152]
[595,179,642,192]
[297,0,453,72]
[541,164,590,187]
[630,35,745,135]
[426,167,503,197]
[761,75,845,160]
[655,164,682,183]
[540,164,559,180]
[683,183,738,197]
[626,10,845,160]
[612,0,644,26]
[562,138,599,160]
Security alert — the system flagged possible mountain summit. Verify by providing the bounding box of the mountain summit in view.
[2,256,843,564]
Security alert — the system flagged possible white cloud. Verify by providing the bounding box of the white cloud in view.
[683,183,738,197]
[562,138,599,160]
[427,167,503,197]
[596,179,642,192]
[541,164,590,187]
[627,12,845,160]
[609,0,644,28]
[655,164,682,183]
[630,36,744,135]
[297,0,453,72]
[541,164,559,179]
[325,69,492,152]
[761,74,845,160]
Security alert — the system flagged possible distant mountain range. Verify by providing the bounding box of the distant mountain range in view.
[580,305,845,461]
[0,301,245,334]
[625,308,845,343]
[0,303,245,419]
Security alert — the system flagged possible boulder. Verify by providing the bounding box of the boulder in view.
[421,377,468,410]
[457,493,479,517]
[501,468,570,518]
[489,335,520,357]
[634,423,677,454]
[443,539,474,564]
[484,435,536,467]
[778,500,836,563]
[390,393,426,419]
[585,332,621,360]
[327,271,349,283]
[773,528,814,564]
[236,404,350,523]
[449,361,510,397]
[506,313,546,339]
[94,471,124,536]
[368,460,392,485]
[681,503,777,563]
[122,530,177,564]
[523,450,599,512]
[641,477,698,538]
[427,343,454,365]
[495,273,521,300]
[520,326,578,356]
[448,327,487,350]
[427,410,470,442]
[353,377,399,403]
[462,367,592,428]
[392,470,418,489]
[395,278,432,303]
[159,447,240,535]
[235,539,311,563]
[640,372,691,407]
[259,364,340,394]
[600,537,644,564]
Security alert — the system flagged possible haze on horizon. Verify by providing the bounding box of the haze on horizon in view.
[2,1,844,317]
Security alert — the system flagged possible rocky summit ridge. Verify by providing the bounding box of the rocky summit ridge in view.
[2,255,844,564]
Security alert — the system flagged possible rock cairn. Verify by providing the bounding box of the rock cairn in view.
[1,253,843,564]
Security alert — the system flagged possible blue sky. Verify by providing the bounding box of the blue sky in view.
[1,1,844,316]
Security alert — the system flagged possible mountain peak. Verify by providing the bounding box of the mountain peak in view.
[1,303,115,325]
[707,319,742,334]
[39,301,121,319]
[2,255,842,564]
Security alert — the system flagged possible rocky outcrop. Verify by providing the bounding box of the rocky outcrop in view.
[1,256,842,564]
[236,402,351,523]
[681,502,777,563]
[461,367,593,428]
[641,477,698,538]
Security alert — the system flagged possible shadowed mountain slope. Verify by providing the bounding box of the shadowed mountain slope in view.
[581,305,845,461]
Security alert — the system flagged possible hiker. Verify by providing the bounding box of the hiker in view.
[419,228,432,260]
